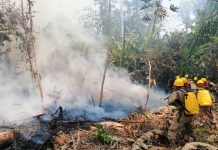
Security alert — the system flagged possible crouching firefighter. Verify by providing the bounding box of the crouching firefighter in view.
[167,78,199,146]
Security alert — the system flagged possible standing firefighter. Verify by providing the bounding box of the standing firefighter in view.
[167,78,196,146]
[175,75,180,79]
[197,80,217,128]
[192,77,198,89]
[185,74,189,80]
[201,77,209,89]
[181,77,188,89]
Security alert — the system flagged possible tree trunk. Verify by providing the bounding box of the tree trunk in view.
[99,0,112,107]
[144,61,151,112]
[27,0,44,107]
[120,0,125,67]
[151,0,159,37]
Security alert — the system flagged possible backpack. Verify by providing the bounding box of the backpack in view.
[197,89,212,107]
[184,92,199,115]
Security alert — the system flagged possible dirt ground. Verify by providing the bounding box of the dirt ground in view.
[1,105,218,150]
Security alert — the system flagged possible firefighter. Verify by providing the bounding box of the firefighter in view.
[181,77,188,83]
[167,78,194,146]
[175,75,180,79]
[202,78,217,101]
[193,77,198,82]
[190,76,198,90]
[181,77,190,91]
[197,80,217,129]
[185,74,189,80]
[146,76,157,88]
[201,77,209,89]
[193,77,198,86]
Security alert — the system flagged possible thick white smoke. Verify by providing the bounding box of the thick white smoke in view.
[0,60,42,124]
[35,13,148,120]
[0,0,167,124]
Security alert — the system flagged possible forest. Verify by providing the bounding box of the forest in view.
[0,0,218,149]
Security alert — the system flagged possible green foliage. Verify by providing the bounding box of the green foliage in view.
[82,0,218,88]
[180,1,218,79]
[91,124,113,145]
[0,1,22,53]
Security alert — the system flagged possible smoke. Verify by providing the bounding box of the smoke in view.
[34,11,167,120]
[0,0,167,124]
[35,13,148,120]
[0,61,42,124]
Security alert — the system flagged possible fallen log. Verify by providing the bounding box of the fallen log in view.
[0,130,16,148]
[0,126,14,129]
[118,120,145,123]
[33,113,46,118]
[100,121,124,128]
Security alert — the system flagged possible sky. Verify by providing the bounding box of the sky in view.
[12,0,195,32]
[33,0,188,32]
[162,0,185,32]
[34,0,93,27]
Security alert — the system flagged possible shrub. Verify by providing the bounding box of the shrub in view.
[91,124,113,145]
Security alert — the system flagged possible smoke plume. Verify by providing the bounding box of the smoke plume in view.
[0,0,167,124]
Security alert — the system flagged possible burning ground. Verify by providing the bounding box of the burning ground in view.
[1,105,218,150]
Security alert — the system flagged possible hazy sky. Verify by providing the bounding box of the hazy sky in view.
[34,0,93,27]
[13,0,195,33]
[162,0,185,32]
[34,0,188,32]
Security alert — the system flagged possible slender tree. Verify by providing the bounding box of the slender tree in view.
[151,0,159,36]
[120,0,125,67]
[144,61,151,112]
[99,0,112,107]
[27,0,44,107]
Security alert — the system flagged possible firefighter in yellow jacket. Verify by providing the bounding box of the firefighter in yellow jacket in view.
[191,76,198,89]
[167,78,194,146]
[197,80,217,128]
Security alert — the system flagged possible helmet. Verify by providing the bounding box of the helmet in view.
[194,77,198,81]
[181,77,188,83]
[197,80,204,85]
[174,78,184,87]
[201,78,207,82]
[175,76,180,79]
[185,74,189,79]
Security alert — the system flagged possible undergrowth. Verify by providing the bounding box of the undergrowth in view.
[90,124,114,145]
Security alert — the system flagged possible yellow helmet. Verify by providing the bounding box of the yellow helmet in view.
[194,77,198,81]
[185,74,189,79]
[175,76,180,79]
[181,77,188,83]
[197,80,204,85]
[201,78,207,82]
[174,78,184,87]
